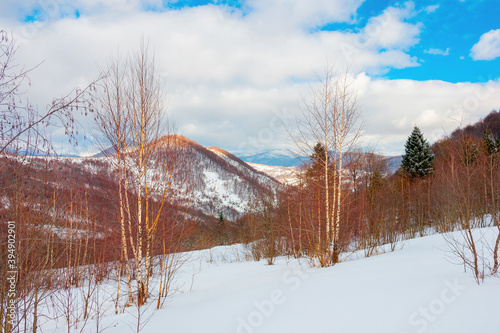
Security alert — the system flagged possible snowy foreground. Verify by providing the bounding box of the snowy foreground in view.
[42,228,500,333]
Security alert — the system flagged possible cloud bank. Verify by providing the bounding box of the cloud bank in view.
[0,0,498,156]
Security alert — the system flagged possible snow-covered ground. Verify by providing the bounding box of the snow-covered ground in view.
[39,228,500,333]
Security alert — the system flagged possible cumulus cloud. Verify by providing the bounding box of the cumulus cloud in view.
[471,29,500,60]
[359,1,421,51]
[4,1,425,93]
[246,0,364,30]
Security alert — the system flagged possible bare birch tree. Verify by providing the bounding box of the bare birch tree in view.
[93,40,178,307]
[93,54,135,307]
[289,66,362,266]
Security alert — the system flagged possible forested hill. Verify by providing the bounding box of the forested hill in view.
[450,110,500,140]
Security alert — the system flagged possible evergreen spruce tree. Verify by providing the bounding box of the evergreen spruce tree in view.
[482,129,499,156]
[216,212,228,244]
[306,142,333,180]
[401,126,435,178]
[311,143,327,168]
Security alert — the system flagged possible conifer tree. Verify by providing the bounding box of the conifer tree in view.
[401,126,434,178]
[306,142,328,180]
[482,129,499,156]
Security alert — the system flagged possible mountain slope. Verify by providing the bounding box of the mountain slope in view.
[2,136,281,228]
[150,135,280,220]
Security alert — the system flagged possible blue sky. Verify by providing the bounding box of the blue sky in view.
[322,0,500,82]
[378,0,500,82]
[2,0,500,156]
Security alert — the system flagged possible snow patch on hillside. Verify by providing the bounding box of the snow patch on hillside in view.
[198,169,247,214]
[247,162,301,185]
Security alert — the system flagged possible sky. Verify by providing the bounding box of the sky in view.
[1,0,500,157]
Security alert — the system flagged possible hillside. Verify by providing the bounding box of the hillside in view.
[162,135,280,220]
[449,110,500,140]
[384,155,402,174]
[2,135,280,227]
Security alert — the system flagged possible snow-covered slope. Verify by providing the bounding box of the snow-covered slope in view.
[90,136,282,221]
[165,136,280,220]
[246,162,301,185]
[40,227,500,333]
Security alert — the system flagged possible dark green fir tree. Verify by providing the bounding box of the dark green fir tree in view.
[306,142,333,180]
[401,126,434,178]
[482,129,499,156]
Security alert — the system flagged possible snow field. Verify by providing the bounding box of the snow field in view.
[40,228,500,333]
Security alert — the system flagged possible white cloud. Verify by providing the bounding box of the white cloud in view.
[358,77,500,154]
[360,1,421,51]
[4,0,424,93]
[424,47,450,56]
[470,29,500,60]
[3,0,497,156]
[246,0,364,30]
[424,4,439,13]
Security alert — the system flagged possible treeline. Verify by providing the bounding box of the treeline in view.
[228,111,500,282]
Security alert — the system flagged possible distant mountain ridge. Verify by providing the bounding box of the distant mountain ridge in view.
[2,147,80,157]
[384,155,402,174]
[236,149,305,167]
[237,149,402,174]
